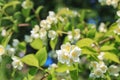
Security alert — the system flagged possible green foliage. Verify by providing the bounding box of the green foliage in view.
[35,47,47,66]
[21,54,39,67]
[30,38,43,50]
[104,52,120,63]
[50,38,58,50]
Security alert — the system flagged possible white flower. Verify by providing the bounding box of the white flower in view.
[90,61,107,78]
[0,45,5,56]
[12,39,19,47]
[98,22,107,32]
[46,11,57,24]
[68,29,80,41]
[61,43,71,53]
[108,65,120,76]
[114,26,120,35]
[7,47,15,56]
[39,28,47,40]
[117,10,120,17]
[97,52,105,60]
[90,61,98,69]
[99,62,107,73]
[48,30,57,40]
[22,0,33,9]
[70,46,81,62]
[24,35,33,42]
[56,43,81,65]
[56,50,70,65]
[40,20,51,30]
[48,63,58,70]
[32,25,40,33]
[1,29,7,37]
[94,68,104,78]
[12,56,23,70]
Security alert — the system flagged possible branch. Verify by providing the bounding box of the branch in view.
[18,23,30,27]
[99,36,114,45]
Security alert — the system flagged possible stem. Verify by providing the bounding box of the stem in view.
[32,8,41,22]
[99,36,114,45]
[18,23,30,27]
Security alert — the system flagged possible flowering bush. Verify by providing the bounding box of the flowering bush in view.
[0,0,120,80]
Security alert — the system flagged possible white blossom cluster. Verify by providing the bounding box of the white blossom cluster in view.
[98,0,119,8]
[90,61,120,78]
[12,56,23,70]
[30,11,60,41]
[56,43,81,65]
[90,61,108,78]
[6,39,24,70]
[67,29,80,43]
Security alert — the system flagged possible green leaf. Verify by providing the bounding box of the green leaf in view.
[56,63,75,72]
[70,70,78,80]
[21,54,39,67]
[2,31,12,47]
[87,28,96,38]
[30,38,43,50]
[81,47,96,55]
[104,52,120,63]
[50,38,57,50]
[2,1,20,11]
[35,47,47,66]
[22,8,31,18]
[35,6,43,15]
[76,38,94,48]
[100,45,115,51]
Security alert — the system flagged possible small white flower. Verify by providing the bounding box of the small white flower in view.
[12,56,23,70]
[68,29,80,41]
[22,0,33,9]
[94,68,104,78]
[12,39,19,47]
[40,20,51,30]
[97,52,105,60]
[99,63,107,73]
[70,46,81,62]
[98,22,107,32]
[114,26,120,35]
[32,25,40,33]
[61,43,71,53]
[48,30,57,40]
[39,28,47,40]
[48,63,58,70]
[7,47,15,56]
[56,50,70,65]
[24,35,33,42]
[1,29,7,37]
[0,45,5,56]
[90,61,98,69]
[117,10,120,17]
[108,65,120,76]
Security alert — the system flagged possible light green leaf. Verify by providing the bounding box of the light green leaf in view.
[76,38,94,48]
[100,45,115,51]
[56,63,75,72]
[30,38,43,50]
[50,38,57,50]
[35,6,43,15]
[104,52,120,63]
[35,47,47,66]
[21,54,39,67]
[22,8,31,18]
[2,1,20,10]
[81,47,96,55]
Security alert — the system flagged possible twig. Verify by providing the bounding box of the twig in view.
[99,36,114,45]
[40,72,49,80]
[18,23,30,27]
